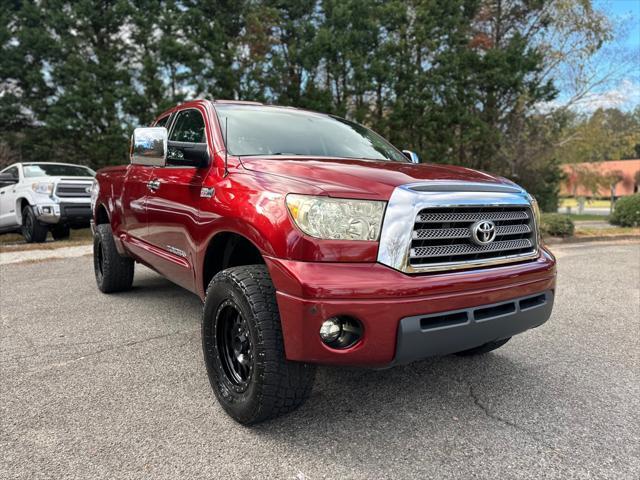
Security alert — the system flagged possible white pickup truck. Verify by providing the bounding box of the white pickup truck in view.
[0,162,95,242]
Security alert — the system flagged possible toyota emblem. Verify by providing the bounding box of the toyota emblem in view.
[470,220,497,245]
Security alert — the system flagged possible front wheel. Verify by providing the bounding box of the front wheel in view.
[21,206,48,243]
[203,265,316,424]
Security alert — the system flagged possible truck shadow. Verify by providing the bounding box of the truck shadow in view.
[122,267,558,463]
[249,351,558,470]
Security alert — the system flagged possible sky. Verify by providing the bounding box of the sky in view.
[573,0,640,112]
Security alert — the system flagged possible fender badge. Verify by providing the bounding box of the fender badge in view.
[200,187,215,198]
[166,245,187,258]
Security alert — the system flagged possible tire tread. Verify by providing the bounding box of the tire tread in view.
[94,224,134,293]
[205,265,315,424]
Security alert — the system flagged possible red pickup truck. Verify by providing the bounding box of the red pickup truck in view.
[92,99,556,424]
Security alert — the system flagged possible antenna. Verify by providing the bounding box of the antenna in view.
[224,117,229,177]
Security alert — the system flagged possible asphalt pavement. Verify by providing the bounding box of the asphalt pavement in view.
[1,241,639,479]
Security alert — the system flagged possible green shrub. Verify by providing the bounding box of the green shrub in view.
[610,194,640,227]
[540,213,575,237]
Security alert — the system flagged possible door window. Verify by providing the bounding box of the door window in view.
[155,115,171,128]
[169,110,206,143]
[3,166,19,180]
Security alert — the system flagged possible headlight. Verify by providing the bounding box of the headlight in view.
[286,194,386,241]
[32,182,54,195]
[90,180,99,211]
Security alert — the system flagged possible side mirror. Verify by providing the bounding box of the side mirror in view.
[402,150,420,164]
[167,141,210,168]
[130,127,167,167]
[0,172,18,188]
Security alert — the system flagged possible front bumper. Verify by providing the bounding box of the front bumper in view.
[266,247,556,367]
[393,290,553,365]
[34,202,92,225]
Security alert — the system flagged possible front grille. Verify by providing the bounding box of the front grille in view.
[55,183,92,198]
[62,205,91,216]
[409,206,537,270]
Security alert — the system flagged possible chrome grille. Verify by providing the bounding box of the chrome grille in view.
[55,183,92,198]
[410,206,537,269]
[413,223,531,240]
[416,210,529,223]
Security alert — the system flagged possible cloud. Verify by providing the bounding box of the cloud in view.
[573,79,640,112]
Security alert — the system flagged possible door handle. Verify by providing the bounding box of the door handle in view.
[147,179,161,192]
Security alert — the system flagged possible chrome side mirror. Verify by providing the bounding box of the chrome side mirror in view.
[130,127,167,167]
[402,150,420,164]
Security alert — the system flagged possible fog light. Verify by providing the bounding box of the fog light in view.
[42,207,51,214]
[318,316,363,349]
[319,318,341,343]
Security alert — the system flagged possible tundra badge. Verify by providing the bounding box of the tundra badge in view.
[200,187,215,198]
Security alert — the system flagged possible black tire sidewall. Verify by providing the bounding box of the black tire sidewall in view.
[21,206,46,243]
[93,223,133,293]
[93,228,105,288]
[203,275,264,422]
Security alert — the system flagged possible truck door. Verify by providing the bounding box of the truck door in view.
[0,166,20,229]
[120,164,153,240]
[145,108,209,291]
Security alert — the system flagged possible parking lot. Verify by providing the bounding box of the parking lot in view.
[1,241,638,479]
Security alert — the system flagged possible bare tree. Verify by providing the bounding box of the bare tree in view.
[0,141,19,169]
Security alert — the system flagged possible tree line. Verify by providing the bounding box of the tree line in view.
[0,0,618,210]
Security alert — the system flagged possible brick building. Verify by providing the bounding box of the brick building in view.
[561,160,640,197]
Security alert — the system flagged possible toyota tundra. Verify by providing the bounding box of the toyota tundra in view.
[91,100,556,424]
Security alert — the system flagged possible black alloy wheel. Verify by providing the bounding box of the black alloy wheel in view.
[203,265,316,424]
[21,206,48,243]
[216,300,254,391]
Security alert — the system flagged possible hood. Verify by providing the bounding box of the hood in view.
[240,156,515,200]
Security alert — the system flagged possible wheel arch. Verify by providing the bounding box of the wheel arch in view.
[94,202,110,225]
[15,197,32,224]
[200,230,266,298]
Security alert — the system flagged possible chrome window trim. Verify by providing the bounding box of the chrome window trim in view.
[377,182,540,274]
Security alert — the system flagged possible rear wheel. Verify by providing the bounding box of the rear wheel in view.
[51,224,71,240]
[21,206,48,243]
[203,265,316,424]
[93,223,134,293]
[456,337,511,356]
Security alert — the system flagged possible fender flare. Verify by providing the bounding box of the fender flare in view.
[14,195,34,224]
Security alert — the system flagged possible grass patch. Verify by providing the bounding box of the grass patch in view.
[565,214,610,222]
[574,227,640,238]
[0,228,92,253]
[559,198,612,209]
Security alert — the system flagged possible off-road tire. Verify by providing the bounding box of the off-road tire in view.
[203,265,316,425]
[93,223,134,293]
[51,224,71,240]
[456,337,511,356]
[21,206,48,243]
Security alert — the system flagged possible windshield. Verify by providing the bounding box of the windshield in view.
[215,105,408,162]
[23,164,95,178]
